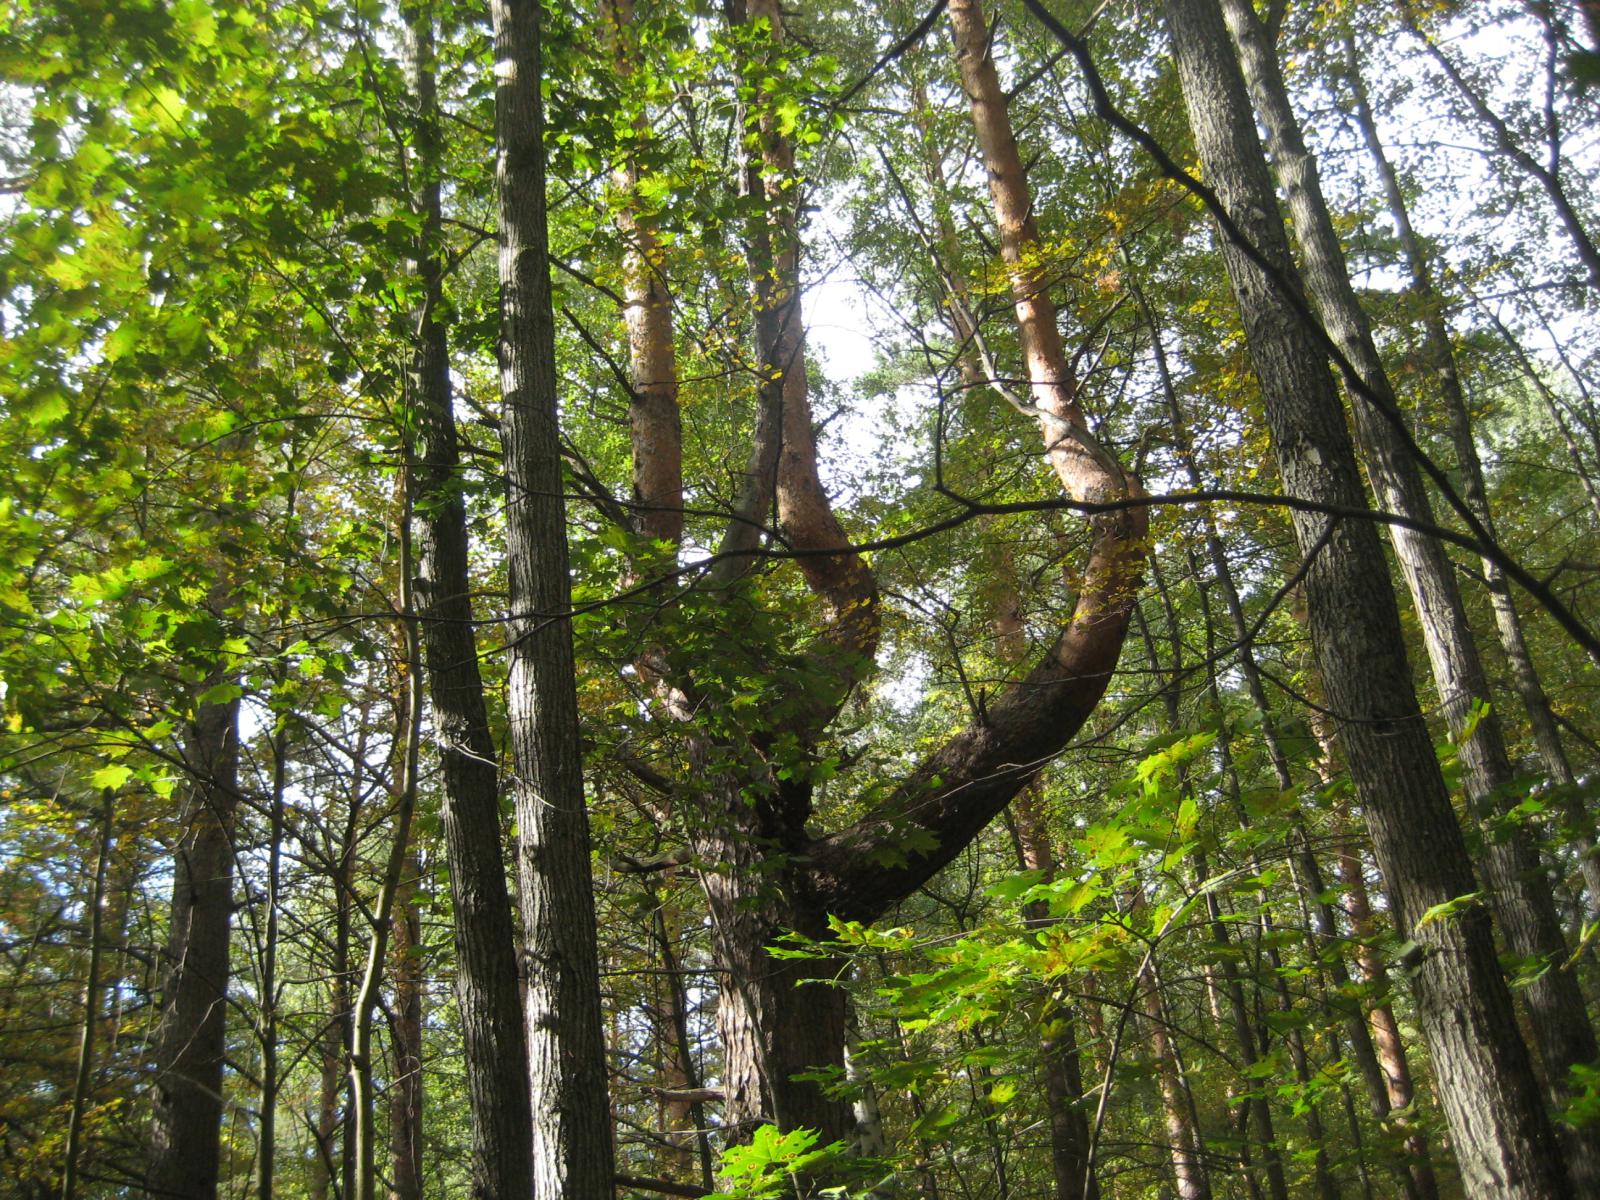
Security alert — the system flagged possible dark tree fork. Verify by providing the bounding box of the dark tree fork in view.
[605,0,1147,1153]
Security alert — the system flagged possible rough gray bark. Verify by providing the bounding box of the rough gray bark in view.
[1136,278,1430,1199]
[386,851,426,1200]
[148,673,240,1200]
[1220,10,1600,1184]
[1161,0,1571,1193]
[254,719,288,1200]
[491,0,617,1195]
[408,0,536,1192]
[1341,34,1596,889]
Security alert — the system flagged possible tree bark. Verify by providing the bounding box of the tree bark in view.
[350,541,424,1200]
[387,851,426,1200]
[1136,280,1428,1197]
[408,0,536,1191]
[1220,10,1600,1183]
[491,0,617,1195]
[1341,34,1597,891]
[600,0,683,554]
[149,671,241,1200]
[615,0,1146,1154]
[61,790,114,1200]
[1160,0,1571,1193]
[1142,953,1211,1200]
[1011,792,1097,1200]
[806,0,1147,925]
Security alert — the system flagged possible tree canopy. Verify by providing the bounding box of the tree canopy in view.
[3,0,1600,1197]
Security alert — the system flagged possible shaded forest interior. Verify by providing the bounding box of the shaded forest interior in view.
[5,0,1600,1197]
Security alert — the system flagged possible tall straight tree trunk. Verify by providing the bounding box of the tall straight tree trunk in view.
[1341,35,1595,880]
[600,0,682,555]
[649,896,713,1189]
[387,851,426,1200]
[350,548,424,1200]
[254,721,288,1200]
[61,790,114,1200]
[149,671,242,1200]
[1181,552,1341,1200]
[1220,11,1600,1181]
[405,2,536,1194]
[1136,571,1288,1200]
[1141,952,1211,1200]
[1159,0,1570,1192]
[1010,791,1097,1200]
[1136,278,1429,1198]
[1293,594,1438,1200]
[490,1,617,1196]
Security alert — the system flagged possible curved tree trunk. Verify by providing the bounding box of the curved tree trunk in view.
[611,0,1145,1156]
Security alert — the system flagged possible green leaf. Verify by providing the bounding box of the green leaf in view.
[1416,891,1483,929]
[89,765,133,791]
[196,681,243,707]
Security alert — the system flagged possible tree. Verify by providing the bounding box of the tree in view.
[1155,0,1572,1191]
[491,0,618,1193]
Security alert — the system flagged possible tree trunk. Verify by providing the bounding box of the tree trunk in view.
[1160,0,1571,1192]
[408,0,536,1191]
[149,673,241,1200]
[1009,792,1096,1200]
[350,544,423,1200]
[1142,956,1212,1200]
[1220,10,1600,1183]
[693,767,853,1145]
[600,0,683,554]
[648,895,714,1189]
[1341,34,1596,888]
[490,1,617,1195]
[253,721,288,1200]
[1137,279,1425,1197]
[387,851,425,1200]
[1141,554,1291,1200]
[61,790,114,1200]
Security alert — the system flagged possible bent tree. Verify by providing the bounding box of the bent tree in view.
[603,0,1147,1147]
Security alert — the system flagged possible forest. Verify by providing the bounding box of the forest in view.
[3,0,1600,1196]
